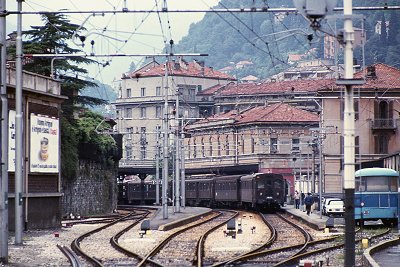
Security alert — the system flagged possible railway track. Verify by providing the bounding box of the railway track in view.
[137,210,238,266]
[70,207,151,266]
[221,212,312,266]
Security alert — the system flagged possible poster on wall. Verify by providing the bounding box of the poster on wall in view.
[8,110,16,172]
[30,113,59,173]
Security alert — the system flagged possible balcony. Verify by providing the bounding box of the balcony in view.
[370,119,397,131]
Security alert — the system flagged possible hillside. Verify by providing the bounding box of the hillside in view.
[175,0,400,80]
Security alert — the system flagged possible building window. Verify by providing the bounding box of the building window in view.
[209,136,213,156]
[127,127,133,140]
[141,87,146,97]
[140,147,146,159]
[197,85,202,92]
[225,135,230,155]
[340,98,359,120]
[201,137,205,157]
[241,135,245,154]
[187,139,191,159]
[189,88,196,100]
[292,138,300,151]
[126,88,131,98]
[193,138,197,158]
[156,86,161,96]
[126,108,132,118]
[140,107,146,118]
[156,106,162,118]
[375,134,389,154]
[217,135,221,156]
[126,146,133,159]
[270,138,278,153]
[251,137,255,153]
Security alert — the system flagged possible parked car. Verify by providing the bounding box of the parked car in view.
[322,198,345,216]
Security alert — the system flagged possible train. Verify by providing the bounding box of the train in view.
[119,173,287,211]
[354,167,400,226]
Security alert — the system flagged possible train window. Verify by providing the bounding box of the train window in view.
[257,181,265,189]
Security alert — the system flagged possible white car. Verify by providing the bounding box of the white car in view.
[322,198,345,216]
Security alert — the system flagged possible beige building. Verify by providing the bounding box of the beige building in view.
[114,58,235,176]
[184,102,320,196]
[318,63,400,194]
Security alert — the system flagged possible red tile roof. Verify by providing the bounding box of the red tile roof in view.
[236,103,319,124]
[355,63,400,89]
[203,64,400,97]
[124,60,235,80]
[199,82,234,96]
[193,103,319,126]
[218,79,335,96]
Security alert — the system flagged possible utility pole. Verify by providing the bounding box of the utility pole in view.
[180,123,185,208]
[335,0,364,265]
[162,57,169,219]
[174,75,180,212]
[155,127,160,205]
[14,0,24,245]
[0,0,8,262]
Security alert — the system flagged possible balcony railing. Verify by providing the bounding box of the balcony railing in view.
[370,119,397,130]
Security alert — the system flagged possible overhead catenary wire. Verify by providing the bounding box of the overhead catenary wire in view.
[5,5,400,15]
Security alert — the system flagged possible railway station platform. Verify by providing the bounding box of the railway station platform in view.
[144,206,212,231]
[283,205,344,230]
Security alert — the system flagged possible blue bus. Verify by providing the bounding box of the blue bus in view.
[355,167,399,226]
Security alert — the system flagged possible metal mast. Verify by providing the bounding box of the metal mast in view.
[14,0,24,245]
[0,0,9,261]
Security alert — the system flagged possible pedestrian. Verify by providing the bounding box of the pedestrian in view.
[294,190,300,209]
[304,193,314,216]
[301,192,305,211]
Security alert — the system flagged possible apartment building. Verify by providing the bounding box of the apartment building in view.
[114,58,235,177]
[318,63,400,193]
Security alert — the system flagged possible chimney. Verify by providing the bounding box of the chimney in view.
[366,66,377,79]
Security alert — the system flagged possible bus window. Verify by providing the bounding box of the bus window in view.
[389,177,397,191]
[257,181,265,189]
[366,176,388,192]
[356,178,366,192]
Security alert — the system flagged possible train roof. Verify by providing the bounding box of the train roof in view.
[355,167,399,177]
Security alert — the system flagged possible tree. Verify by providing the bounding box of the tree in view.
[7,13,111,181]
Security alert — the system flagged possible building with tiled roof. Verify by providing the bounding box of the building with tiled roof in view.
[184,102,320,196]
[203,78,335,113]
[318,63,400,194]
[114,58,235,177]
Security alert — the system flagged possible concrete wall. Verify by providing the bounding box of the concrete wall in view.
[61,160,118,217]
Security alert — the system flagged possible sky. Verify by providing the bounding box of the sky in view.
[6,0,220,88]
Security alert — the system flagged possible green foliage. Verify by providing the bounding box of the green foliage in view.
[76,110,119,167]
[60,116,78,181]
[7,12,119,181]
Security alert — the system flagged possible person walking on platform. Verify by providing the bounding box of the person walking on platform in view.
[304,193,314,216]
[294,191,300,209]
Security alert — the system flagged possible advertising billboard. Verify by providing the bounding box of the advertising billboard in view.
[30,114,59,173]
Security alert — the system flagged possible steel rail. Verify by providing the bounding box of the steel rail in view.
[195,210,239,267]
[210,211,278,267]
[71,209,143,266]
[57,244,82,267]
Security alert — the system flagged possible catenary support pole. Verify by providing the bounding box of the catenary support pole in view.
[155,128,160,205]
[174,82,180,212]
[14,0,24,245]
[0,0,9,262]
[180,125,185,208]
[162,59,169,219]
[342,0,356,266]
